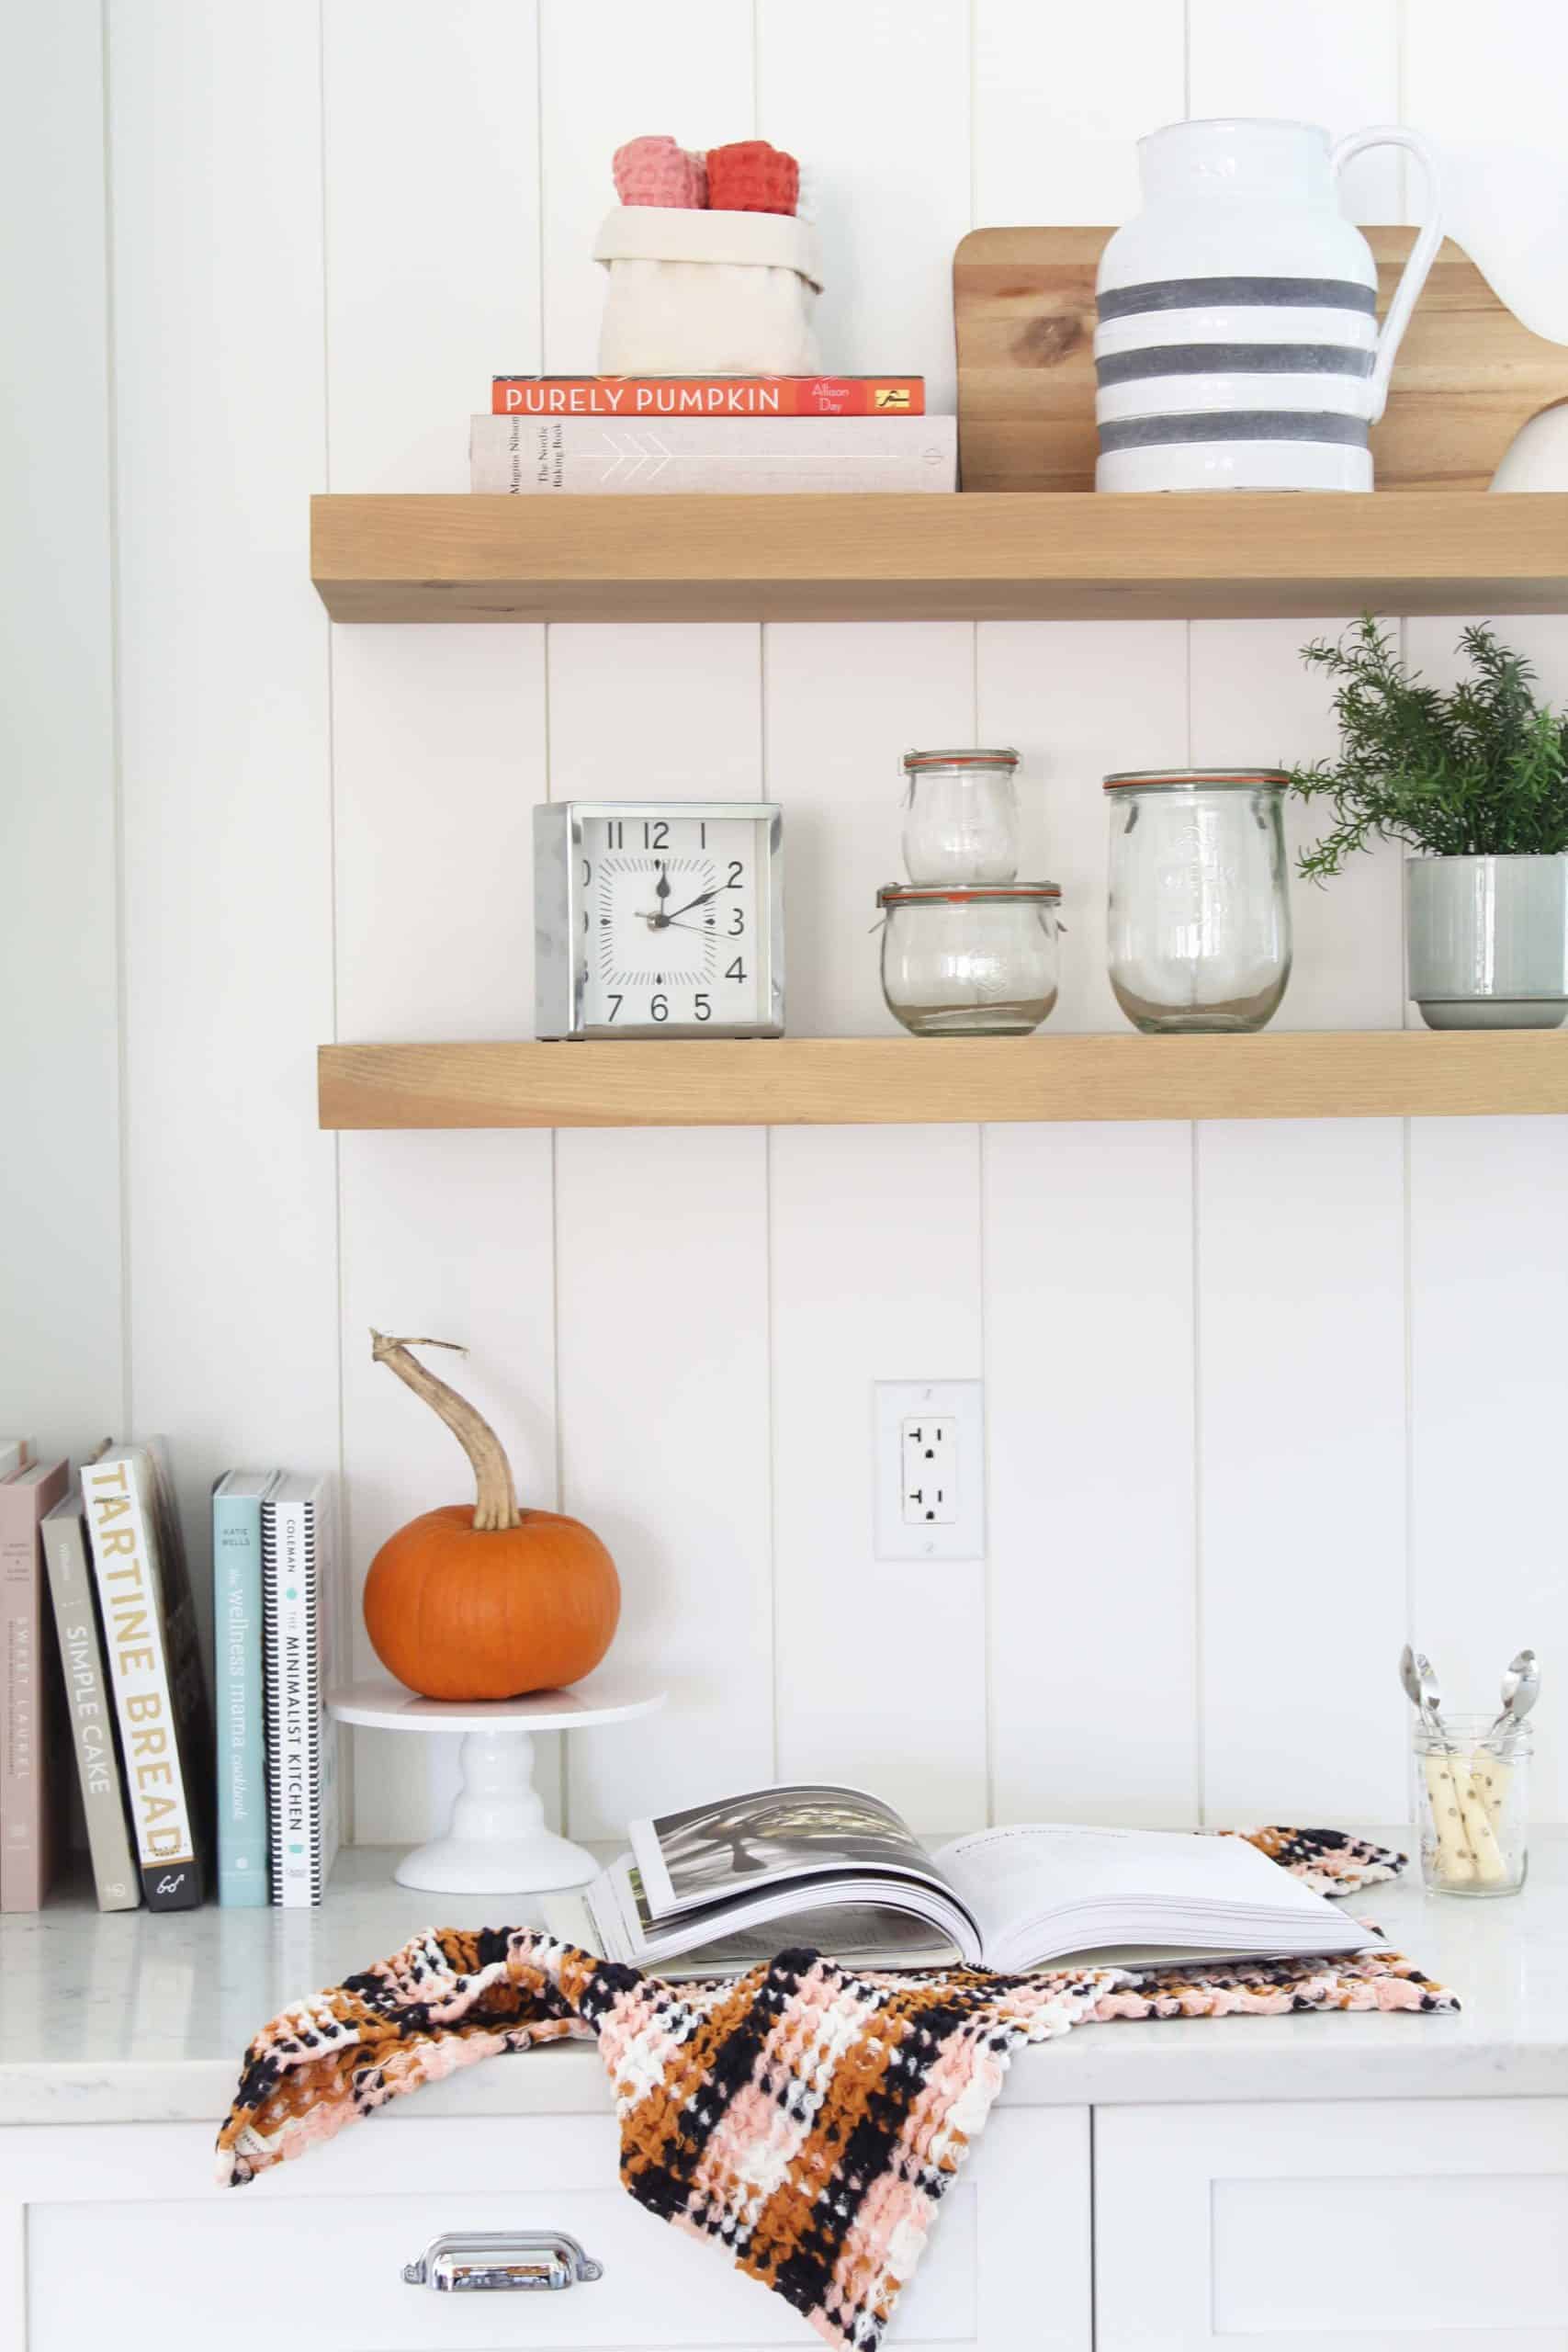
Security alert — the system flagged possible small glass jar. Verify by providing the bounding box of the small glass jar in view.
[878,881,1061,1036]
[901,748,1021,884]
[1105,769,1292,1034]
[1414,1716,1530,1897]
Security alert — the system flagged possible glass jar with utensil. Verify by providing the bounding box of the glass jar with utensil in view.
[1413,1716,1531,1896]
[1105,768,1292,1033]
[1403,1644,1540,1897]
[878,881,1062,1036]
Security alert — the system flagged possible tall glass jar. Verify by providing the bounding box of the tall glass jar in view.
[878,882,1061,1035]
[901,749,1021,883]
[1105,769,1292,1034]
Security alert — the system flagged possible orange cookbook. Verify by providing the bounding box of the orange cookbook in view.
[491,374,925,417]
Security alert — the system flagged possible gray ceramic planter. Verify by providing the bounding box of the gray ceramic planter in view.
[1405,854,1568,1029]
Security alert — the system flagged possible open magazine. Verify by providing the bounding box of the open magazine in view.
[556,1783,1371,1974]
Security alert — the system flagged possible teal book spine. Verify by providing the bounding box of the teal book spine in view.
[213,1476,272,1905]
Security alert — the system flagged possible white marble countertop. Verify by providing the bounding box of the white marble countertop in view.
[1,1835,1563,2127]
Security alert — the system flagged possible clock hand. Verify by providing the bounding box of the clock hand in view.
[655,864,671,904]
[660,882,730,924]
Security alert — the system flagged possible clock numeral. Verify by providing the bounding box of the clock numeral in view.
[650,993,670,1023]
[729,906,745,935]
[700,822,706,847]
[581,858,592,887]
[726,956,748,984]
[646,820,669,850]
[606,993,623,1023]
[727,860,744,888]
[694,992,712,1023]
[606,820,624,848]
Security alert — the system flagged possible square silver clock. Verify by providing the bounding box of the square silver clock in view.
[534,801,784,1038]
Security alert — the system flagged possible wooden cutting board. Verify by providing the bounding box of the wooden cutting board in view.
[953,227,1568,493]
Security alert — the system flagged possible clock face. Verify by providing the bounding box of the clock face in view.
[578,811,769,1032]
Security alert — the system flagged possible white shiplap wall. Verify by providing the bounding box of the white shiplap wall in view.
[6,0,1567,1843]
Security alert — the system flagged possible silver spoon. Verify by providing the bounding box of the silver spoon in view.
[1413,1649,1455,1740]
[1488,1648,1540,1753]
[1400,1644,1449,1740]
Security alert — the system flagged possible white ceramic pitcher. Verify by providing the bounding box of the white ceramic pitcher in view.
[1095,119,1443,491]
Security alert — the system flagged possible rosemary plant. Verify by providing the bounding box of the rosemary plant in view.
[1286,617,1568,881]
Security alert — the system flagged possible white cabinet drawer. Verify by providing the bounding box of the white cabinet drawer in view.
[1095,2097,1568,2351]
[2,2108,1089,2351]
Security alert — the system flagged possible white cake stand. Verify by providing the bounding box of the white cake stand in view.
[330,1674,666,1894]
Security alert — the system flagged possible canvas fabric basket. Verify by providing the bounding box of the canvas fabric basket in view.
[594,205,824,376]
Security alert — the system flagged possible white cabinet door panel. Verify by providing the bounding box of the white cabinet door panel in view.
[1096,2098,1568,2351]
[4,2107,1089,2351]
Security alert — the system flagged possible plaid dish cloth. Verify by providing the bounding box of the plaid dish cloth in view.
[217,1829,1455,2350]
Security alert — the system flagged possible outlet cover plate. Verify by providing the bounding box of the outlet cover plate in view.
[874,1380,985,1561]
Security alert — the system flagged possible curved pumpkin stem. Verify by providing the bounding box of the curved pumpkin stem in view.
[370,1331,522,1532]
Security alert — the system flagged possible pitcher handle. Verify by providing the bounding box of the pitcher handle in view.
[1329,127,1443,424]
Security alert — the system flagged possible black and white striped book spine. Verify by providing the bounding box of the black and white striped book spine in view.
[262,1474,340,1907]
[1093,272,1380,492]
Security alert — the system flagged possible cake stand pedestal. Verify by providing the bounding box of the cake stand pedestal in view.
[330,1675,666,1894]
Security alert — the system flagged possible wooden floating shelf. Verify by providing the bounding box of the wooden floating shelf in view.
[319,1033,1568,1131]
[310,491,1568,626]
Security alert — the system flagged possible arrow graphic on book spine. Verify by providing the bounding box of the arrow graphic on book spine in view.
[598,429,673,486]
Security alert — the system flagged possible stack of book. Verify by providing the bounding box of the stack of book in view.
[0,1439,338,1914]
[471,374,955,495]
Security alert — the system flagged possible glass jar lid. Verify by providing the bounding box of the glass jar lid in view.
[877,880,1060,905]
[902,747,1020,771]
[1103,767,1289,791]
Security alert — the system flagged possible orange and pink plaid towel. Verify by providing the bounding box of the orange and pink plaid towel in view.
[218,1829,1454,2351]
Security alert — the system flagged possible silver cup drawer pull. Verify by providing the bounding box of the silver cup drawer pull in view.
[402,2231,604,2293]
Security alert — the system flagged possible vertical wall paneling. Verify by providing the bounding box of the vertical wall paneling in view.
[976,622,1189,1036]
[984,1123,1200,1826]
[976,624,1199,1823]
[107,1,338,1656]
[972,0,1186,227]
[323,2,557,1838]
[1404,611,1568,1826]
[763,626,976,1037]
[756,0,971,413]
[555,1125,774,1838]
[539,6,767,1839]
[25,1,1568,1856]
[1188,0,1403,218]
[1409,1117,1568,1820]
[545,628,770,1842]
[1404,2,1568,148]
[0,1,124,1461]
[323,2,543,496]
[755,0,979,1823]
[771,1126,987,1827]
[1197,1121,1408,1825]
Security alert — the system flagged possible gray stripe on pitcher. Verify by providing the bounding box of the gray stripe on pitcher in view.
[1096,343,1376,385]
[1098,411,1371,450]
[1097,275,1379,321]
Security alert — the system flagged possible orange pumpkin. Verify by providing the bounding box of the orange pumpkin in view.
[363,1330,619,1701]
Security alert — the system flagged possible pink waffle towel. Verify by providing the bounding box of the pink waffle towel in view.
[612,135,707,209]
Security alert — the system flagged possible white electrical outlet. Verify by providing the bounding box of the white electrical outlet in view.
[901,1417,957,1524]
[874,1381,984,1561]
